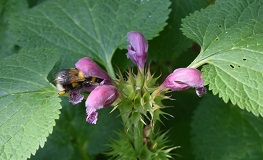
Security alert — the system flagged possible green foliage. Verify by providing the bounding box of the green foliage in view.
[149,0,210,63]
[2,0,171,159]
[138,130,177,160]
[31,99,122,160]
[10,0,171,74]
[192,95,263,160]
[115,69,171,128]
[107,130,176,160]
[112,68,176,159]
[182,0,263,116]
[1,0,263,159]
[107,131,137,160]
[0,48,61,159]
[0,0,28,57]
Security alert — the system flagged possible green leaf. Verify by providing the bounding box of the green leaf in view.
[0,48,61,159]
[191,95,263,160]
[10,0,170,75]
[0,0,28,57]
[31,99,122,160]
[181,0,263,116]
[149,0,211,62]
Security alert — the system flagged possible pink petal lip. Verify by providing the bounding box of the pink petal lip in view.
[85,85,119,124]
[68,88,84,105]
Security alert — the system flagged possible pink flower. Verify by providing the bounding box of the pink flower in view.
[68,57,112,104]
[127,31,148,71]
[75,57,112,86]
[161,68,206,97]
[85,85,119,124]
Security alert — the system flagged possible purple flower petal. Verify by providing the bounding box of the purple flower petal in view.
[69,89,84,105]
[75,57,112,85]
[86,108,98,124]
[196,87,207,97]
[85,85,119,124]
[161,68,206,96]
[126,31,148,70]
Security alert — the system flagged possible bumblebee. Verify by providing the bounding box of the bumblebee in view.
[55,68,103,95]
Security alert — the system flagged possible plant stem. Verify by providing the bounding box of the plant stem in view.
[134,119,144,154]
[76,138,90,160]
[119,111,144,155]
[105,58,116,79]
[187,58,207,69]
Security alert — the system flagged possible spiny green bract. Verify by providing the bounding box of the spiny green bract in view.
[108,68,176,159]
[114,68,172,128]
[107,130,177,160]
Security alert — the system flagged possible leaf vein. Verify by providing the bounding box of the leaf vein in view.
[52,1,102,52]
[39,9,95,55]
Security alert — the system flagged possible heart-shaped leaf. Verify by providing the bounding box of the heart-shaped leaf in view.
[0,48,60,159]
[10,0,171,75]
[182,0,263,116]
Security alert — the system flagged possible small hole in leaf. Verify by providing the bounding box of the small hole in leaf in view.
[230,64,234,68]
[243,58,247,61]
[215,38,219,41]
[218,25,222,28]
[238,65,240,67]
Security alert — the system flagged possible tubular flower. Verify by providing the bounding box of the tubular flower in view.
[85,85,119,124]
[68,57,112,104]
[161,68,206,97]
[127,31,148,71]
[75,57,112,86]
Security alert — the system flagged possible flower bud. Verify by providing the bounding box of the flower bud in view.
[85,85,119,124]
[161,68,206,97]
[127,31,148,71]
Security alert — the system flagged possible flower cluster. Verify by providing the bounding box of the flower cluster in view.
[69,57,119,124]
[107,31,206,159]
[59,31,206,125]
[57,31,207,159]
[126,31,206,97]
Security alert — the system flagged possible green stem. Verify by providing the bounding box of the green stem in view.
[136,69,144,90]
[187,58,207,68]
[134,119,144,154]
[119,111,144,155]
[105,58,116,79]
[120,112,130,131]
[75,138,90,160]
